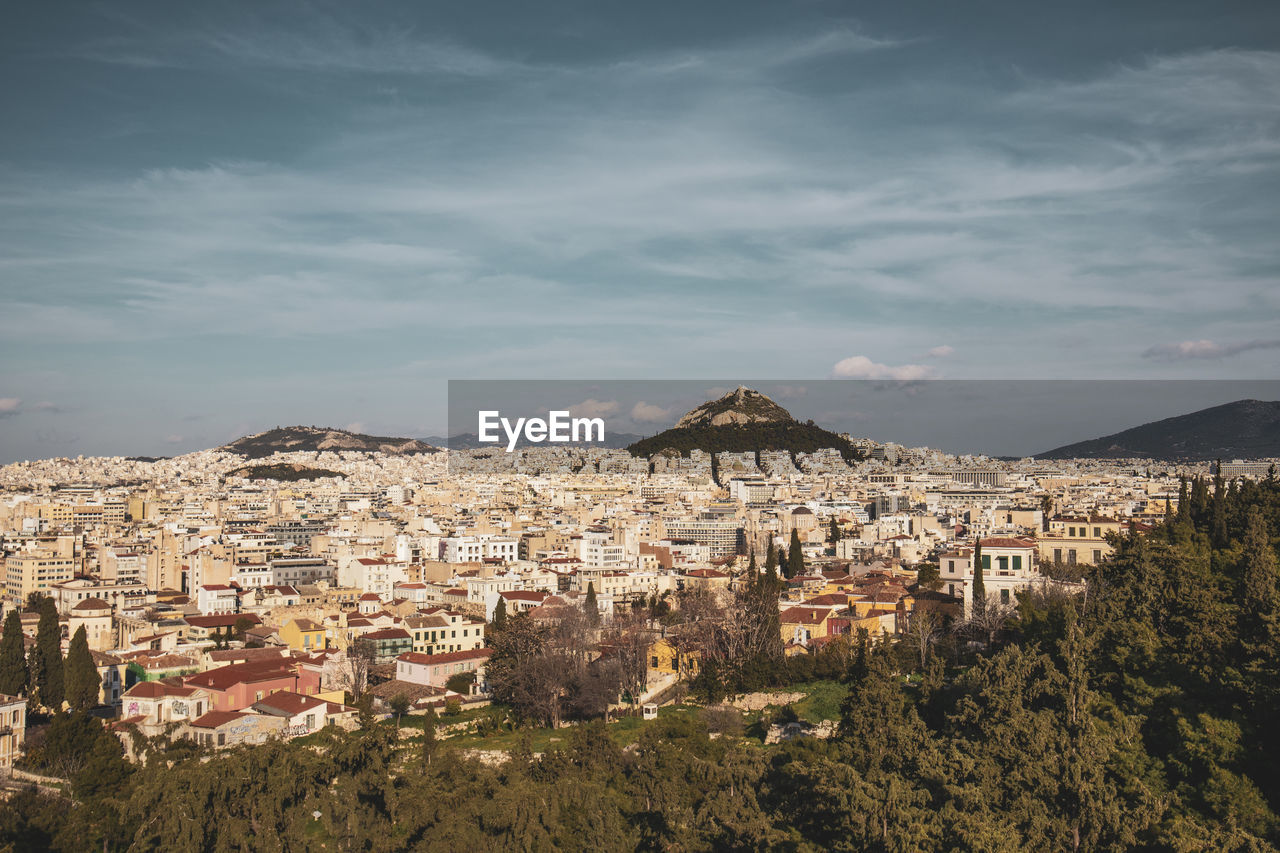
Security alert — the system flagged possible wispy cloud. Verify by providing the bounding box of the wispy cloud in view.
[630,402,672,423]
[831,356,937,381]
[927,346,954,358]
[0,398,21,418]
[1142,338,1280,360]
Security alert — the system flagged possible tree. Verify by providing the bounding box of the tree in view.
[64,625,99,712]
[0,609,27,696]
[915,562,943,592]
[786,529,805,579]
[232,616,254,642]
[491,597,508,633]
[35,596,63,709]
[339,639,376,701]
[584,582,600,628]
[421,706,439,767]
[389,693,410,731]
[971,539,986,620]
[829,517,841,545]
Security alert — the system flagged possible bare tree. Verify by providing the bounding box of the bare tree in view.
[336,638,375,700]
[905,606,944,668]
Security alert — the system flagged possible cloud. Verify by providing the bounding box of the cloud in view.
[568,399,619,419]
[926,345,954,358]
[1142,339,1280,360]
[630,402,672,423]
[163,434,184,444]
[0,398,21,417]
[831,356,937,380]
[345,422,366,433]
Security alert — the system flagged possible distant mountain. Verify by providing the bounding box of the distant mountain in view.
[426,432,646,450]
[1036,399,1280,461]
[222,426,439,459]
[627,387,863,463]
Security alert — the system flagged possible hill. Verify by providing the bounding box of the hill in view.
[627,387,862,463]
[1036,399,1280,461]
[222,426,439,459]
[226,463,345,481]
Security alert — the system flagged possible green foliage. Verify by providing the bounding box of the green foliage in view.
[787,528,805,579]
[0,609,27,696]
[34,597,63,710]
[628,421,865,464]
[64,625,98,712]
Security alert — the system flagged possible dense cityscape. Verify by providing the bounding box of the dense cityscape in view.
[1,387,1279,848]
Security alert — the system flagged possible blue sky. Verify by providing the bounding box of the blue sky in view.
[1,1,1278,460]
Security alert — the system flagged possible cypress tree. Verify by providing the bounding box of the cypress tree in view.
[0,609,27,696]
[35,596,63,709]
[1176,477,1190,523]
[65,625,99,712]
[765,540,777,575]
[1211,460,1228,548]
[584,582,600,627]
[1241,508,1278,627]
[787,528,805,579]
[971,539,986,618]
[422,705,439,767]
[829,517,841,545]
[491,597,508,632]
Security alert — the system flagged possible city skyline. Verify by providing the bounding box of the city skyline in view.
[3,1,1279,461]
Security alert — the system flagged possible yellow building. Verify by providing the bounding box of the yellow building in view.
[648,636,700,677]
[1036,516,1121,567]
[280,618,326,653]
[779,606,833,646]
[4,551,75,601]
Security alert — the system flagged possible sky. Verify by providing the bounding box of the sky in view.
[1,1,1278,461]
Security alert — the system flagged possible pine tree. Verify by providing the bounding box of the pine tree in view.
[584,582,600,627]
[971,539,986,619]
[64,625,99,712]
[787,528,805,579]
[35,596,63,709]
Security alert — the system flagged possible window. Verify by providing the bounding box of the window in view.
[1067,550,1077,565]
[1012,556,1022,571]
[1068,526,1076,537]
[1093,527,1101,538]
[217,733,225,746]
[1054,549,1062,564]
[651,656,660,668]
[997,556,1009,574]
[981,555,991,572]
[1093,550,1102,564]
[1000,589,1010,604]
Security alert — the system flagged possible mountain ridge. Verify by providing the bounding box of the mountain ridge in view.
[222,426,439,459]
[1036,399,1280,461]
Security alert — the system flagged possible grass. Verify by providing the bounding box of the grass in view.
[788,680,847,724]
